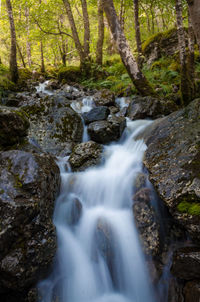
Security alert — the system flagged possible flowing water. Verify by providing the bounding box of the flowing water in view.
[37,83,156,302]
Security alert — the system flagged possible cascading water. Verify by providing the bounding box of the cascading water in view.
[39,104,156,302]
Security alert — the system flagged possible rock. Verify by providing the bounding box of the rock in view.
[93,89,115,107]
[171,247,200,280]
[184,281,200,302]
[142,28,187,65]
[21,95,83,156]
[133,187,152,203]
[0,150,60,301]
[94,218,116,284]
[82,106,110,124]
[88,116,126,144]
[167,277,184,302]
[143,99,200,241]
[64,195,82,226]
[133,173,147,193]
[133,198,160,257]
[0,106,29,148]
[69,141,103,171]
[46,80,60,90]
[127,96,178,120]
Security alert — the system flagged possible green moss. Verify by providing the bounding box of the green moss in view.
[177,201,200,215]
[0,189,4,194]
[58,66,81,82]
[142,28,177,53]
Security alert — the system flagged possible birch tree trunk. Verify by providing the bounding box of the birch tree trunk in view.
[25,6,32,67]
[175,0,194,104]
[62,0,85,64]
[102,0,155,96]
[40,41,45,73]
[81,0,90,58]
[187,0,200,53]
[133,0,142,54]
[6,0,18,83]
[96,0,104,65]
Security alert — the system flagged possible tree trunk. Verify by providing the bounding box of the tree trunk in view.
[188,9,196,95]
[187,0,200,53]
[62,0,85,64]
[96,0,104,65]
[25,6,32,67]
[119,0,125,31]
[175,0,194,104]
[102,0,155,96]
[6,0,18,83]
[40,41,45,73]
[133,0,142,60]
[17,43,26,68]
[81,0,90,58]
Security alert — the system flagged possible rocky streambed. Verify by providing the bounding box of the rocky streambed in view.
[0,79,200,301]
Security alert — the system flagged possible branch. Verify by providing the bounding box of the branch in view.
[33,18,73,38]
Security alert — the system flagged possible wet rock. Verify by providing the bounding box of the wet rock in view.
[184,281,200,302]
[0,106,29,147]
[46,80,60,90]
[171,247,200,280]
[88,116,126,144]
[82,106,110,124]
[69,141,103,171]
[93,89,115,107]
[133,173,147,193]
[21,95,83,156]
[143,98,200,241]
[65,196,82,226]
[133,188,160,256]
[133,187,152,203]
[167,277,184,302]
[0,150,60,301]
[127,96,178,120]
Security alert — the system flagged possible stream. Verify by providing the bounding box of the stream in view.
[37,82,167,302]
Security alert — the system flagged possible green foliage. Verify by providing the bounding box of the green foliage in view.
[58,66,81,82]
[177,201,200,216]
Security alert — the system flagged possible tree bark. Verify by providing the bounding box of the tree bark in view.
[133,0,142,56]
[175,0,194,104]
[25,6,32,67]
[187,0,200,53]
[40,41,45,73]
[81,0,90,58]
[6,0,18,83]
[17,43,26,68]
[102,0,155,96]
[188,8,195,95]
[96,0,104,65]
[62,0,85,64]
[119,0,125,31]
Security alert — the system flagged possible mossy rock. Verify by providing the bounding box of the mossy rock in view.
[177,201,200,216]
[58,66,81,83]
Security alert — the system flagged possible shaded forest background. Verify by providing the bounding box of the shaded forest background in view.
[0,0,200,104]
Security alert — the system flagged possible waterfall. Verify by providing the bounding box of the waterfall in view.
[39,111,156,302]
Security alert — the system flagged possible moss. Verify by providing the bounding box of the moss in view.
[58,66,81,82]
[142,28,177,53]
[0,189,4,194]
[169,61,180,72]
[177,201,200,216]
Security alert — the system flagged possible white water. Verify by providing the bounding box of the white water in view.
[39,116,156,302]
[36,80,54,95]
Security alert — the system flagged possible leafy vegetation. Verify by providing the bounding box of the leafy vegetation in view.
[177,201,200,216]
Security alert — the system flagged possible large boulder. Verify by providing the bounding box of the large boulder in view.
[0,107,29,148]
[133,188,161,257]
[69,141,103,171]
[22,95,83,156]
[142,28,187,65]
[0,150,60,301]
[171,247,200,280]
[143,99,200,241]
[126,96,178,120]
[88,115,126,144]
[93,89,115,107]
[82,106,110,124]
